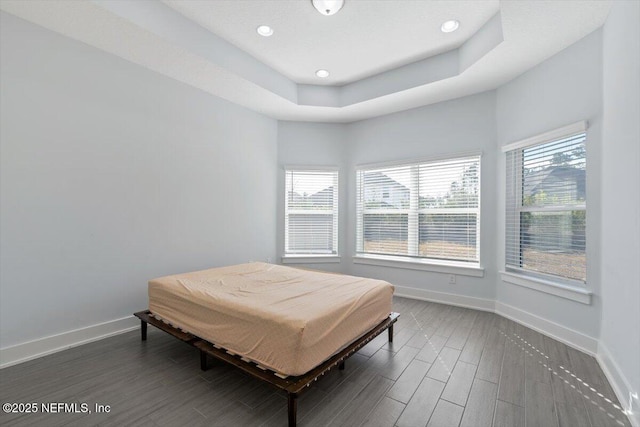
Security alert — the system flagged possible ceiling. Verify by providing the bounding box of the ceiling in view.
[0,0,612,123]
[162,0,500,85]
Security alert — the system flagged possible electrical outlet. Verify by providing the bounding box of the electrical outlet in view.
[448,274,456,284]
[266,257,272,263]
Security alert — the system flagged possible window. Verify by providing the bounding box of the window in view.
[284,169,338,255]
[356,155,480,264]
[505,123,586,284]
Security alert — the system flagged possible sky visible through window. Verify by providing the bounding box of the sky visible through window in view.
[523,134,586,172]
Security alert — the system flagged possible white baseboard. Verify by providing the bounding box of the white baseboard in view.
[494,301,598,355]
[597,342,640,427]
[394,285,496,312]
[394,287,598,355]
[397,288,640,423]
[0,316,139,369]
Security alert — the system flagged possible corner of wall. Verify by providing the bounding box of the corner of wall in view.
[597,341,640,427]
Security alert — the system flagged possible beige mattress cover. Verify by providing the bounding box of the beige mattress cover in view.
[148,262,393,376]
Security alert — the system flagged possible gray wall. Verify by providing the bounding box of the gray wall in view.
[495,29,603,338]
[345,92,498,300]
[276,121,347,273]
[600,0,640,417]
[277,93,497,298]
[0,12,278,348]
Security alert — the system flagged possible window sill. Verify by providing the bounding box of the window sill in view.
[281,255,341,264]
[352,254,484,277]
[500,271,591,304]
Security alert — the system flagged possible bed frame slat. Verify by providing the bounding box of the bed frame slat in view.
[134,310,198,343]
[134,310,399,427]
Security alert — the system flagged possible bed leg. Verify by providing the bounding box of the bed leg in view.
[338,361,345,370]
[141,319,147,341]
[388,324,394,343]
[200,350,208,371]
[288,393,298,427]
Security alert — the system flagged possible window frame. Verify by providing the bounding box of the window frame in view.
[355,152,482,271]
[502,121,589,290]
[283,167,339,260]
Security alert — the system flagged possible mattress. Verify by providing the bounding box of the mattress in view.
[148,262,394,376]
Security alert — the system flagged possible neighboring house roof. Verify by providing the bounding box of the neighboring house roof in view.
[364,172,409,208]
[364,172,409,193]
[287,191,306,205]
[524,166,586,200]
[288,185,335,208]
[309,186,335,205]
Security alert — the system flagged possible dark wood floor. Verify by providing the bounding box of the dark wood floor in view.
[0,297,631,426]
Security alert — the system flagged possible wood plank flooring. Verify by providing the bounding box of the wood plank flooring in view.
[0,297,631,426]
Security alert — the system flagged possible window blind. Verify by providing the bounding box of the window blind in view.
[356,155,480,263]
[285,169,338,255]
[505,132,587,283]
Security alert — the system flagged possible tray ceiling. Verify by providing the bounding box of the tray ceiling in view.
[0,0,612,122]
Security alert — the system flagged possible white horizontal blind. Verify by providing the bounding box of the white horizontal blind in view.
[505,132,587,283]
[356,155,480,263]
[285,170,338,254]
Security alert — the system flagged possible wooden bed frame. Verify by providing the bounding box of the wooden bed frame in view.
[134,310,399,427]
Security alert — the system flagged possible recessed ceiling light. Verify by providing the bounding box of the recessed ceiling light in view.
[315,69,330,78]
[256,25,273,37]
[441,20,460,33]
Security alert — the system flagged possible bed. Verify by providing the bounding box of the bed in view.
[135,262,398,426]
